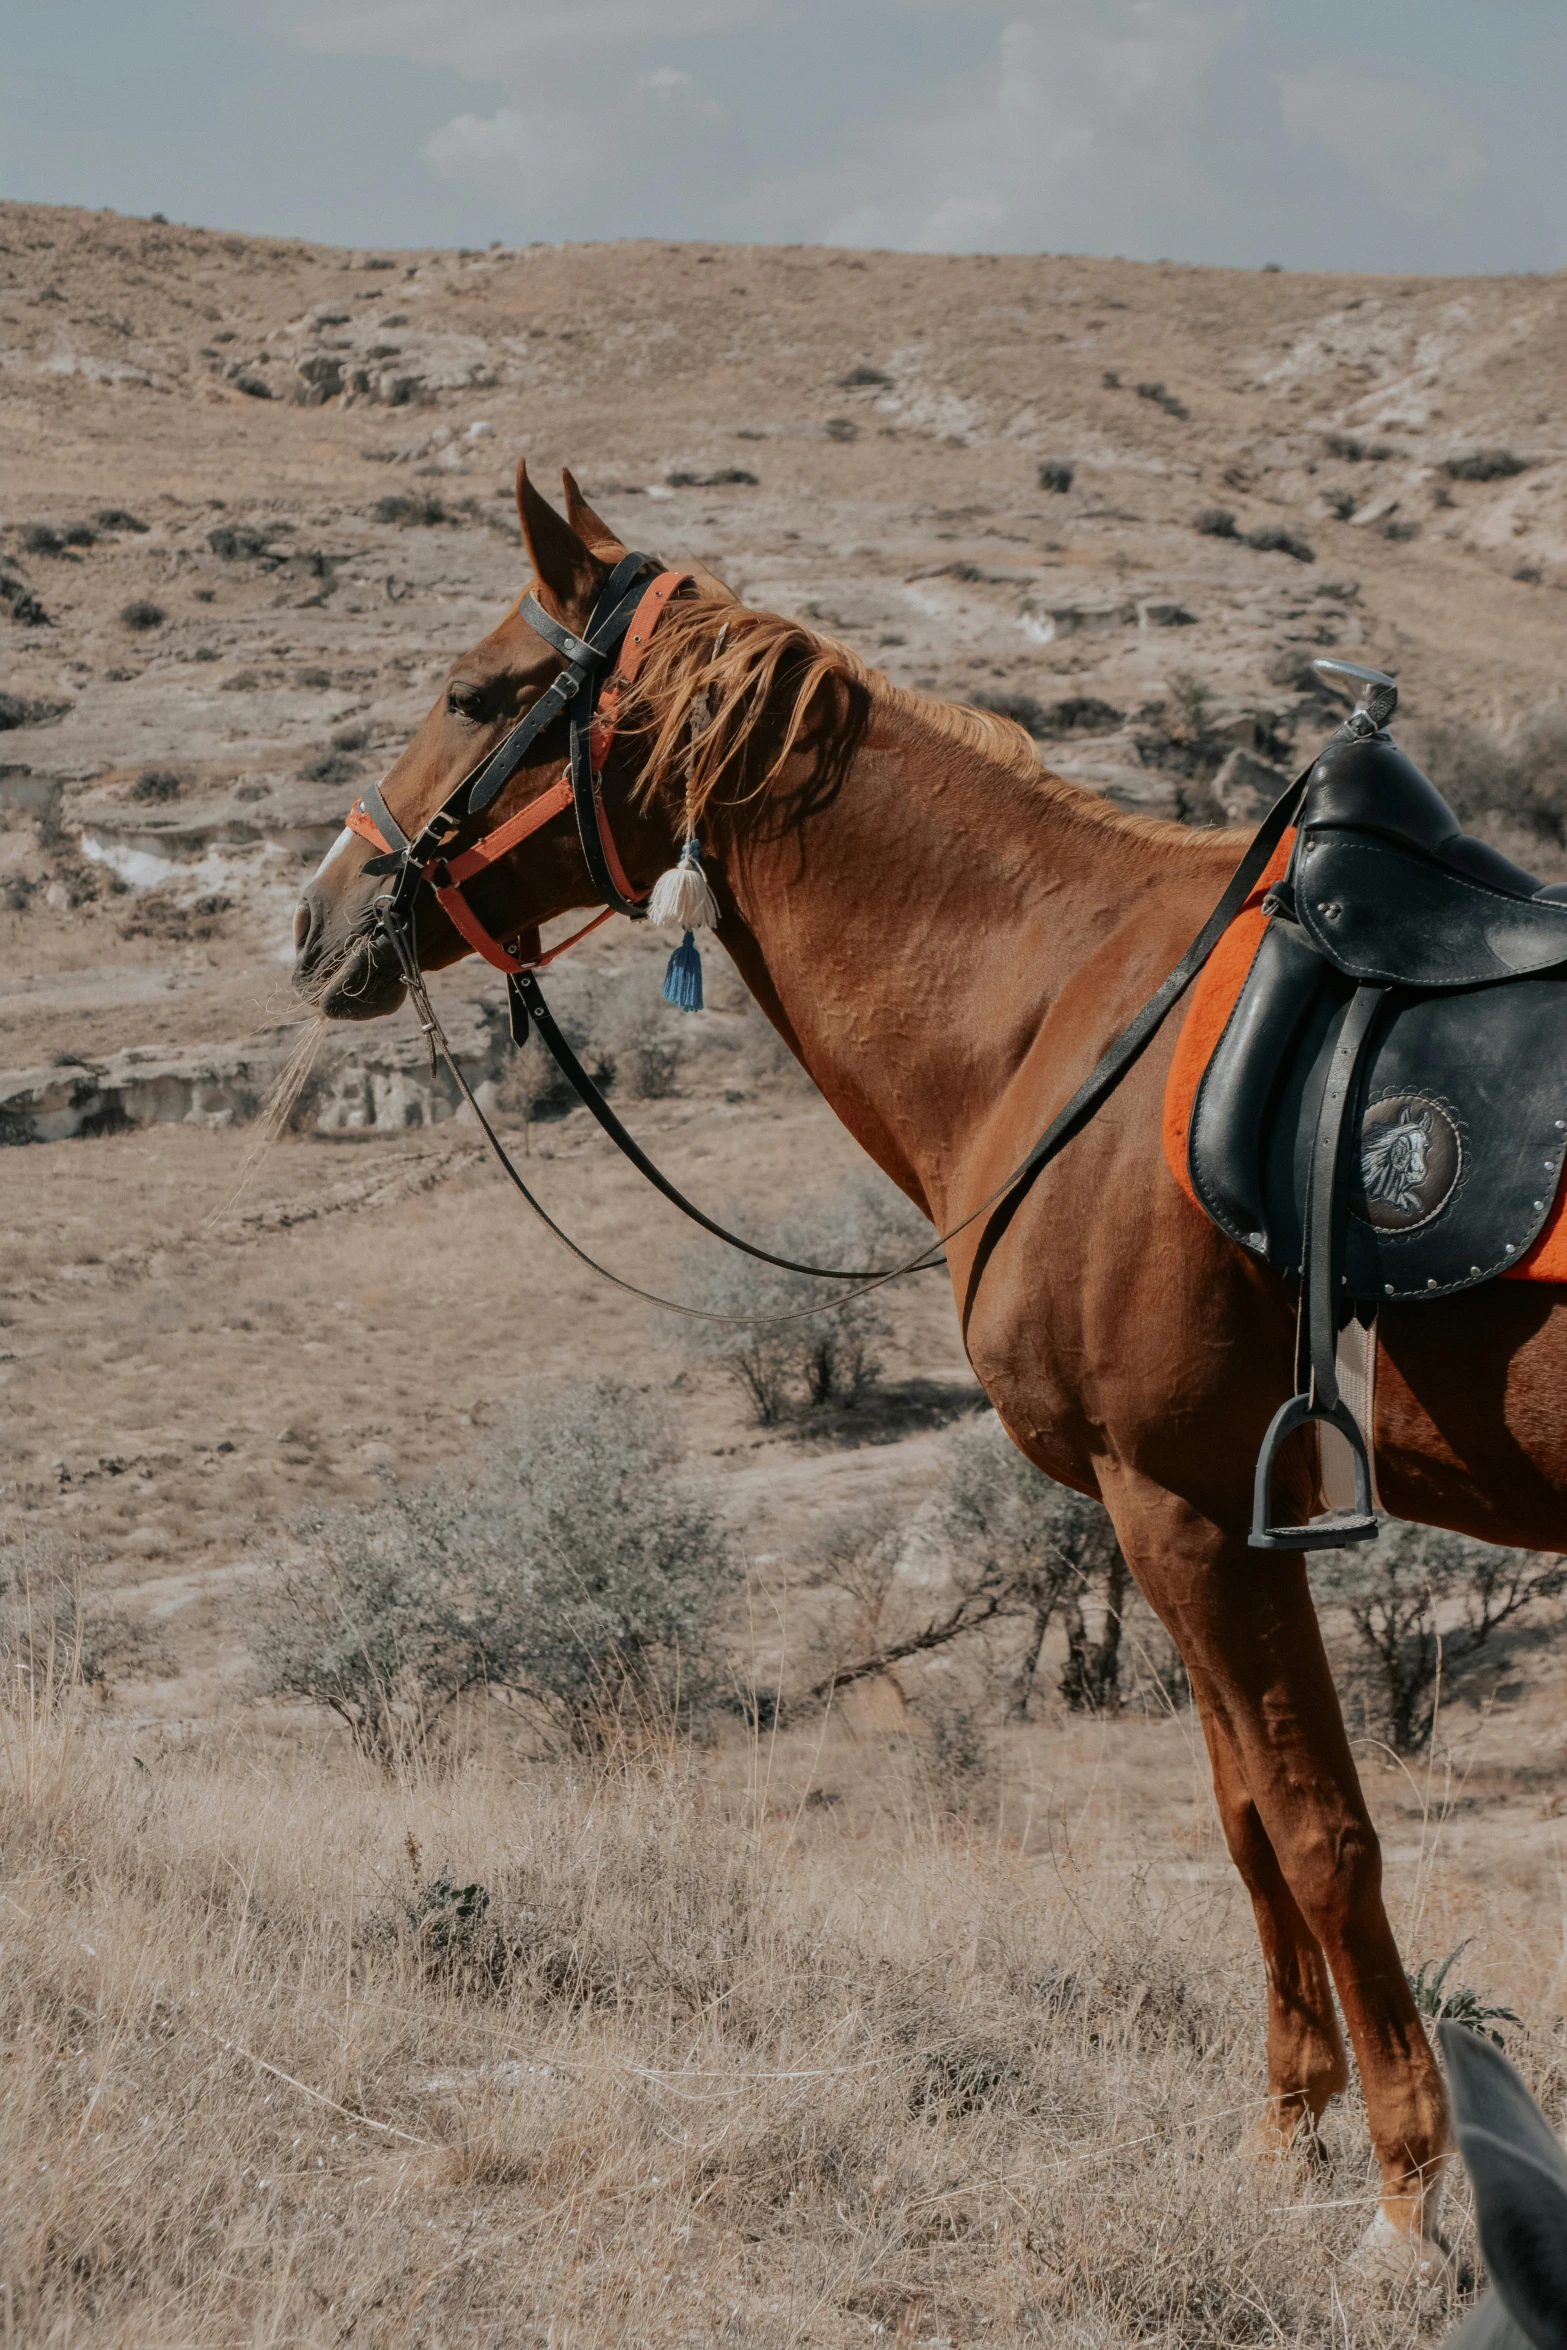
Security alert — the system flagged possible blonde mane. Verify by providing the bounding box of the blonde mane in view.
[624,590,1204,860]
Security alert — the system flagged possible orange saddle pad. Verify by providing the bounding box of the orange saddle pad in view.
[1160,829,1567,1284]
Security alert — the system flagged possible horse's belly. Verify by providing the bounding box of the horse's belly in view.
[1375,1280,1567,1547]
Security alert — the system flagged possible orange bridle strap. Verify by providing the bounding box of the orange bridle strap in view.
[344,566,691,975]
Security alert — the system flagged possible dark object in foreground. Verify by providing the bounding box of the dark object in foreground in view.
[1441,2021,1567,2349]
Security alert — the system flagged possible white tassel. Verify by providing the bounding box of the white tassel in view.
[647,837,719,933]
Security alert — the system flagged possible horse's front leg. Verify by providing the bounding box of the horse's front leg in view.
[1099,1463,1450,2254]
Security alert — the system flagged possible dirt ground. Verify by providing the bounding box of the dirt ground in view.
[5,201,1567,2343]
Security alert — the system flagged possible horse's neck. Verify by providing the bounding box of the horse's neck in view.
[710,696,1171,1221]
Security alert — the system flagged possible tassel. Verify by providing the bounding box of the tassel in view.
[646,837,719,934]
[662,930,704,1012]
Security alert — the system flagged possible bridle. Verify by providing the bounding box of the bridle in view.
[336,549,948,1305]
[327,547,1338,1334]
[344,551,682,988]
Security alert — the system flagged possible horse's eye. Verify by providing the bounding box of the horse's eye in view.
[446,681,485,721]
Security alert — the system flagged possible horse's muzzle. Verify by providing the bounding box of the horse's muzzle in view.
[292,889,407,1021]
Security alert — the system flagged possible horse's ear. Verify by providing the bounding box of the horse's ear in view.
[516,460,602,615]
[1441,2022,1567,2350]
[687,556,741,605]
[561,470,629,561]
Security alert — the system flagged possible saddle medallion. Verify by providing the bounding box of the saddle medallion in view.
[1351,1095,1462,1233]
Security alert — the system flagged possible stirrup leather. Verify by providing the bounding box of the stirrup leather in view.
[1250,982,1385,1552]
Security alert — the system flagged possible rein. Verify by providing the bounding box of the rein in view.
[338,548,1334,1333]
[343,550,946,1299]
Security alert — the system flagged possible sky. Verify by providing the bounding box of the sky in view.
[3,0,1564,274]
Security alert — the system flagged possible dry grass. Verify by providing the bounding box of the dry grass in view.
[0,1665,1498,2349]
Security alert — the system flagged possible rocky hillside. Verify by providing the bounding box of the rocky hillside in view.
[2,197,1566,1127]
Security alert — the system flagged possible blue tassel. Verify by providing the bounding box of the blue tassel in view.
[661,929,704,1013]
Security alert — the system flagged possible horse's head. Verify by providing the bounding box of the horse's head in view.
[1363,1105,1434,1209]
[291,464,685,1020]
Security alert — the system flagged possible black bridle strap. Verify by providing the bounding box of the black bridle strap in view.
[520,573,666,920]
[360,551,659,895]
[511,969,944,1280]
[469,550,654,819]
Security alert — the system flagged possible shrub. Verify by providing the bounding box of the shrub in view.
[666,467,759,488]
[132,768,181,801]
[1324,434,1391,462]
[0,692,69,731]
[925,1415,1126,1719]
[1313,1518,1567,1750]
[602,993,685,1101]
[301,748,362,785]
[1136,380,1188,419]
[206,522,272,560]
[233,373,274,401]
[972,689,1047,736]
[1243,525,1314,562]
[1383,516,1421,542]
[1444,449,1530,482]
[247,1378,736,1757]
[20,524,65,555]
[667,1173,931,1425]
[95,507,148,533]
[373,492,448,526]
[120,599,166,630]
[1037,460,1074,493]
[1165,668,1215,743]
[1,1531,170,1729]
[1047,694,1124,733]
[839,365,891,387]
[0,575,51,626]
[1193,507,1237,538]
[1321,487,1357,520]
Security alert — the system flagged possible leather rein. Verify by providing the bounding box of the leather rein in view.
[338,547,1335,1332]
[342,551,945,1313]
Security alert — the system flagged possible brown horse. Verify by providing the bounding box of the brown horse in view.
[293,464,1567,2261]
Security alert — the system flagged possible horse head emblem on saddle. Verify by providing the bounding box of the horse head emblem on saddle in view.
[1361,1107,1432,1214]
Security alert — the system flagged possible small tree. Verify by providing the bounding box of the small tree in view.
[248,1378,738,1757]
[926,1416,1126,1719]
[1314,1519,1567,1752]
[667,1173,932,1424]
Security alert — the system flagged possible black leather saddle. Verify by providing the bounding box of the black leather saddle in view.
[1186,662,1567,1551]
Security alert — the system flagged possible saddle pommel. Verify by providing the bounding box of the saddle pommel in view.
[1311,656,1398,736]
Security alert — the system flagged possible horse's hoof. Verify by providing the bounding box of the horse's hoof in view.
[1349,2212,1449,2285]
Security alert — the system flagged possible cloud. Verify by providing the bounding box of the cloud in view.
[1275,66,1486,228]
[280,0,1567,270]
[423,63,728,221]
[806,1,1234,256]
[293,0,771,74]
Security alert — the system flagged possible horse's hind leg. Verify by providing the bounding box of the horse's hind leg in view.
[1194,1698,1348,2147]
[1101,1466,1449,2245]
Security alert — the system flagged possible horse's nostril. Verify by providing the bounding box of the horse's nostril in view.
[293,898,313,954]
